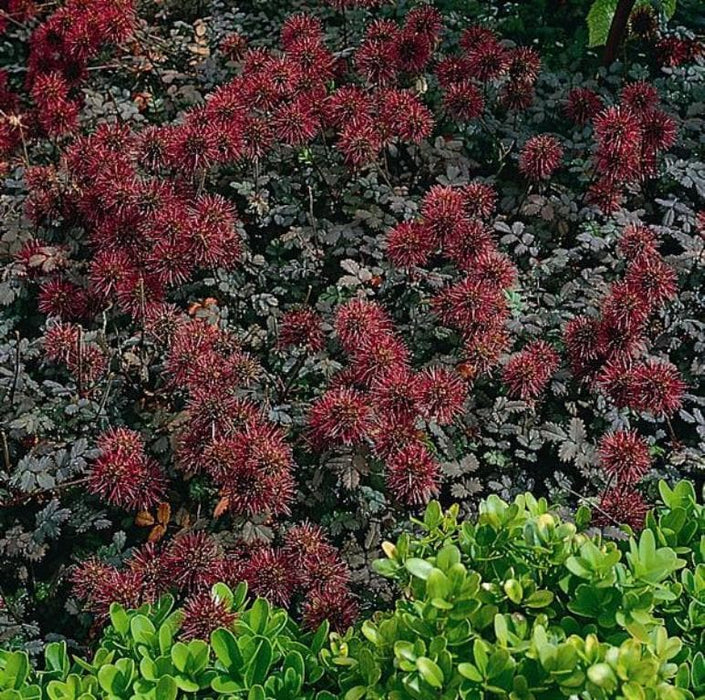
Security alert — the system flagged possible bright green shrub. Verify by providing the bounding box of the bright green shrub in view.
[0,583,335,700]
[331,480,705,699]
[3,481,704,699]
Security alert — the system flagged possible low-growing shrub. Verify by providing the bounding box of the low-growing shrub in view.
[0,583,337,699]
[333,479,705,698]
[2,480,704,698]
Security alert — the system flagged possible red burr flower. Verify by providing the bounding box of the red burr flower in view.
[563,316,603,380]
[564,87,604,125]
[443,82,484,121]
[334,299,393,353]
[462,182,497,220]
[624,254,677,309]
[386,442,440,506]
[162,531,224,593]
[87,428,167,511]
[278,308,325,352]
[502,340,559,401]
[519,135,563,181]
[302,587,358,633]
[180,591,237,640]
[414,366,467,425]
[242,547,295,608]
[594,486,649,531]
[598,430,652,485]
[630,359,686,417]
[618,224,659,261]
[387,220,436,268]
[308,387,373,448]
[593,106,642,156]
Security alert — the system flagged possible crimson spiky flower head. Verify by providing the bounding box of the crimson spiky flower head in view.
[631,359,685,416]
[414,367,467,425]
[639,109,677,153]
[474,251,518,290]
[242,547,294,608]
[387,220,436,268]
[143,302,186,345]
[280,13,322,50]
[162,532,224,593]
[396,28,433,74]
[618,224,658,261]
[462,182,497,220]
[369,366,419,419]
[298,548,351,594]
[334,299,392,353]
[442,81,484,122]
[598,430,651,485]
[166,320,223,387]
[386,442,440,506]
[563,316,602,380]
[459,26,497,52]
[308,387,373,448]
[624,253,677,308]
[435,56,470,87]
[519,135,563,180]
[443,219,494,270]
[586,178,624,213]
[500,79,535,112]
[188,194,242,269]
[325,85,372,129]
[434,276,505,329]
[205,425,294,517]
[596,309,647,362]
[354,35,400,86]
[596,360,639,408]
[71,557,115,604]
[656,36,691,67]
[421,185,466,240]
[404,6,443,41]
[82,569,145,618]
[43,322,80,363]
[38,279,89,320]
[220,32,248,61]
[349,333,410,385]
[462,322,511,379]
[621,81,659,114]
[127,543,169,603]
[336,118,383,168]
[369,414,422,459]
[278,308,325,352]
[283,522,329,561]
[502,340,559,401]
[464,35,510,81]
[88,429,167,511]
[272,96,319,146]
[507,47,541,83]
[595,486,649,531]
[180,591,236,640]
[302,587,358,633]
[378,90,434,143]
[601,281,651,333]
[593,106,642,155]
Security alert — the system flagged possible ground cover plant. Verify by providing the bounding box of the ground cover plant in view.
[0,0,704,665]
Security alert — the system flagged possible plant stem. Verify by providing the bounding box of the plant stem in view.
[603,0,637,66]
